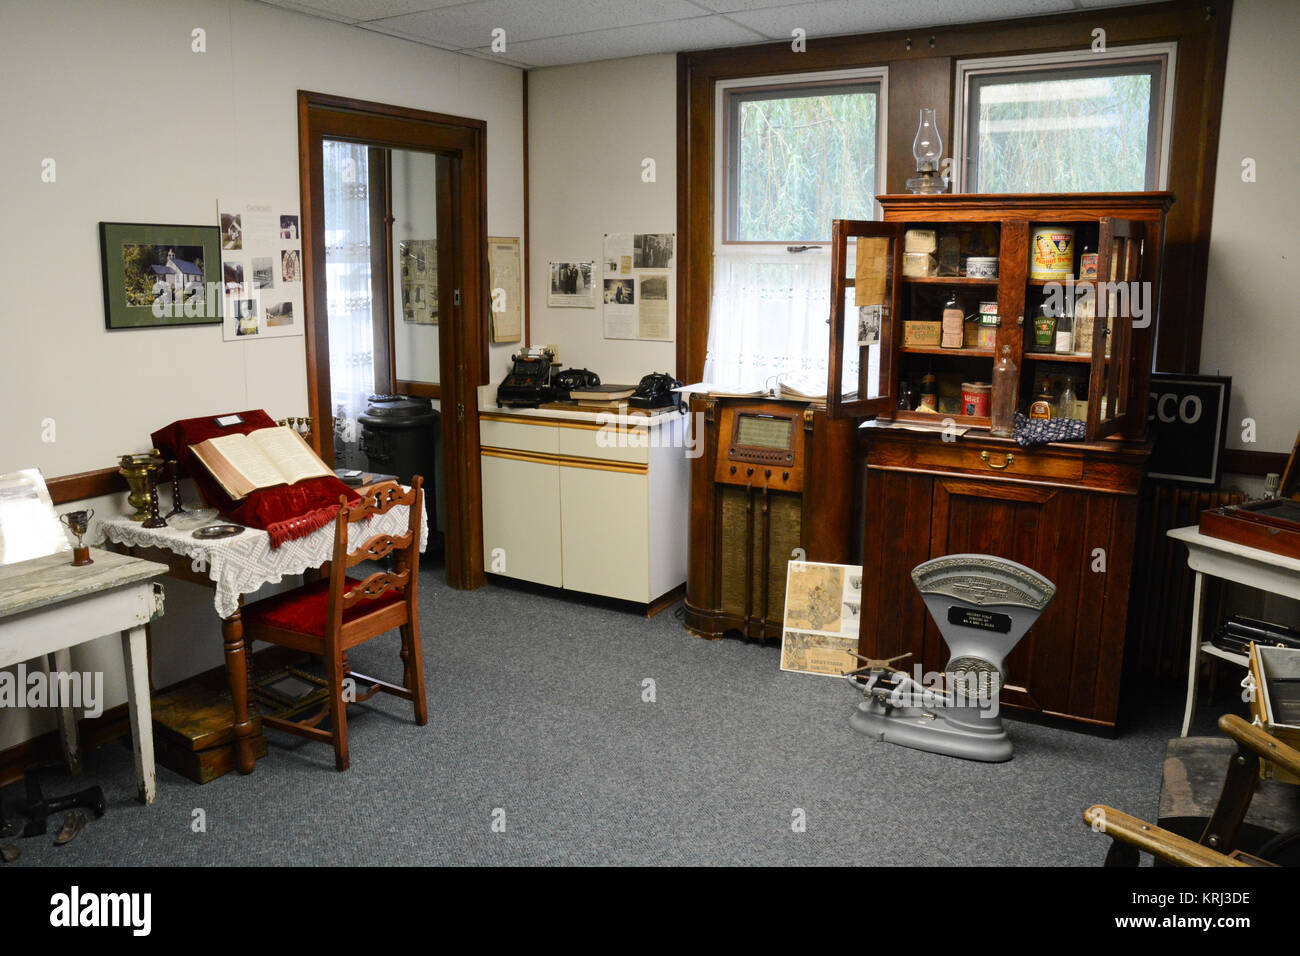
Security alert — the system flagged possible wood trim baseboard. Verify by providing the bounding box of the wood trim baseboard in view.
[47,467,126,505]
[0,702,130,789]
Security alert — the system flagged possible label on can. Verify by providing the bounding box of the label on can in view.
[1079,252,1098,280]
[1029,227,1075,280]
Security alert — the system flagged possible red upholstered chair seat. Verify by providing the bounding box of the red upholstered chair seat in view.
[245,577,403,636]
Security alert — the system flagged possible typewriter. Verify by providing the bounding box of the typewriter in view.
[496,348,558,408]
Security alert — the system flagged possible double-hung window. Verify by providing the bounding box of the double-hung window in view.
[955,44,1175,193]
[706,69,886,392]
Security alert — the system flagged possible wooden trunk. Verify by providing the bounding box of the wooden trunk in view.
[858,427,1148,726]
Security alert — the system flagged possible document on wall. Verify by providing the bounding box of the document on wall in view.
[488,237,522,343]
[218,198,304,341]
[601,232,674,341]
[780,561,864,678]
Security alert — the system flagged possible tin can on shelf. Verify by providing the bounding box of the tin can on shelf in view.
[961,382,991,417]
[1029,226,1075,281]
[966,256,998,278]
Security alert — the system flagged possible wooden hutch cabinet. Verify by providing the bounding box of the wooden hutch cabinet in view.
[828,192,1172,727]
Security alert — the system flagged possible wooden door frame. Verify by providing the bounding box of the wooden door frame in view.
[298,90,487,590]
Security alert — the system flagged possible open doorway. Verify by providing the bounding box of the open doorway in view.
[298,91,487,590]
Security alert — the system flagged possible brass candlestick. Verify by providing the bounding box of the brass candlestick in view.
[118,450,164,522]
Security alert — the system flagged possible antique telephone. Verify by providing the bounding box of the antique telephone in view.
[496,348,558,408]
[629,372,684,411]
[553,367,600,400]
[844,554,1056,762]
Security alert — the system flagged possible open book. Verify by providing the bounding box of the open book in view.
[189,426,333,500]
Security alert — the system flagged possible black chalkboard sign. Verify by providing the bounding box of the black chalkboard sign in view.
[1146,374,1231,486]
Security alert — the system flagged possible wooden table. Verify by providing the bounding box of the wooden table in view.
[101,500,427,775]
[1168,526,1300,737]
[0,548,167,803]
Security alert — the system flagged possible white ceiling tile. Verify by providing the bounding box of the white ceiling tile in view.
[259,0,465,22]
[371,0,710,49]
[468,14,767,66]
[725,0,1077,40]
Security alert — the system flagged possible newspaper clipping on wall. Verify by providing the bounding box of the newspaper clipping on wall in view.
[488,237,522,343]
[780,561,863,677]
[217,198,304,341]
[601,232,673,341]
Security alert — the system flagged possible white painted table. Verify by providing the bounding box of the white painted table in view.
[1168,526,1300,736]
[0,548,167,803]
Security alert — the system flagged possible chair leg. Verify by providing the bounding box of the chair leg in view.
[401,621,427,726]
[327,650,350,771]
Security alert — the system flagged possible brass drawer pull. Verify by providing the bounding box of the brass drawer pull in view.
[980,451,1015,470]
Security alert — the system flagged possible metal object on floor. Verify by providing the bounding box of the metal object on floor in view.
[845,554,1056,762]
[16,762,106,838]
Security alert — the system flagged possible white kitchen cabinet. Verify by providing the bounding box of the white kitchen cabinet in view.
[479,406,688,609]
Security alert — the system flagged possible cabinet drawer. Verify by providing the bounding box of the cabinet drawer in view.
[480,418,559,455]
[559,423,650,465]
[908,442,1084,481]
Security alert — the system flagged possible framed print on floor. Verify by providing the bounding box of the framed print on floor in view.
[99,222,223,330]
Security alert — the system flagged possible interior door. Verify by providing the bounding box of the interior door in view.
[1086,218,1143,440]
[826,219,903,420]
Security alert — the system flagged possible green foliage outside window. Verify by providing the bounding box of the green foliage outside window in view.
[732,90,878,242]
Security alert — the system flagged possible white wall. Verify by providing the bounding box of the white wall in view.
[0,0,523,750]
[1200,0,1300,455]
[526,54,678,384]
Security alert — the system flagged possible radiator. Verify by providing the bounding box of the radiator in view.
[1126,483,1247,689]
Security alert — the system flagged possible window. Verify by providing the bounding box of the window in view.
[956,46,1174,193]
[707,70,885,391]
[724,77,882,242]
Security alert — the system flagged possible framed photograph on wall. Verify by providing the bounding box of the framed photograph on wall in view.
[99,222,223,330]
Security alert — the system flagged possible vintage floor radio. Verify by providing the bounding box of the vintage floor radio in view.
[685,395,856,643]
[844,554,1056,762]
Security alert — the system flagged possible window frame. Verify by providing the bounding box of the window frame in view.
[714,66,888,250]
[952,43,1177,194]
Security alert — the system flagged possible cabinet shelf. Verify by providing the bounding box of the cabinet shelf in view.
[900,346,994,357]
[904,276,999,287]
[1022,352,1092,364]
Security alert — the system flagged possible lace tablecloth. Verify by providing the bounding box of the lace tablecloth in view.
[99,503,428,619]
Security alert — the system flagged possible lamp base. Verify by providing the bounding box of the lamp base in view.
[906,171,946,195]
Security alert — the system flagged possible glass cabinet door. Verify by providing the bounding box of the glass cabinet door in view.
[1085,218,1143,441]
[826,220,903,420]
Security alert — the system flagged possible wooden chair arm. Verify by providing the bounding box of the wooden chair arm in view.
[1083,806,1251,868]
[1219,713,1300,778]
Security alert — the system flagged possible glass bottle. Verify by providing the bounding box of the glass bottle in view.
[1058,377,1077,420]
[990,345,1018,437]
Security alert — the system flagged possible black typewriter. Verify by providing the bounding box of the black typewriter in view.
[496,348,558,408]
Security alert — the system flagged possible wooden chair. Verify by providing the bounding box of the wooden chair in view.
[1084,714,1300,866]
[242,479,426,770]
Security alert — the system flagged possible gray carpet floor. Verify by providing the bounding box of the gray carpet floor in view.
[5,564,1222,866]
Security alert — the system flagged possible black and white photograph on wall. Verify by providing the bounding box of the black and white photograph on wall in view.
[281,248,300,282]
[220,213,242,250]
[633,233,674,269]
[603,278,635,305]
[279,214,299,239]
[858,305,882,346]
[252,257,274,290]
[548,261,594,307]
[399,239,437,324]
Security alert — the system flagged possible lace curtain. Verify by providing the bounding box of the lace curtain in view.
[703,248,862,396]
[322,140,375,469]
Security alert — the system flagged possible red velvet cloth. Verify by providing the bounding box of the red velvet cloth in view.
[243,577,403,635]
[151,410,360,547]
